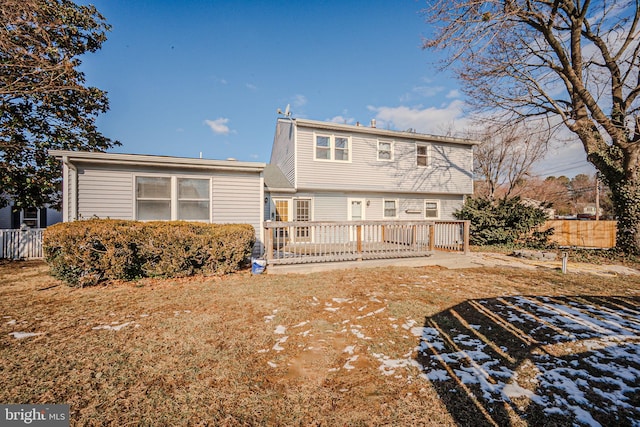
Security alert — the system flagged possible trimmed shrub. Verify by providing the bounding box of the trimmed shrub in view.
[454,196,553,248]
[43,219,255,286]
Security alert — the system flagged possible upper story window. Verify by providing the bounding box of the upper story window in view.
[377,140,393,161]
[315,136,331,160]
[314,134,351,162]
[136,176,210,221]
[416,144,431,167]
[424,200,440,219]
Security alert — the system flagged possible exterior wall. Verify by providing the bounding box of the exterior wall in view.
[212,171,264,254]
[269,120,296,187]
[77,166,133,219]
[294,124,473,195]
[0,206,11,229]
[70,162,264,254]
[265,191,464,222]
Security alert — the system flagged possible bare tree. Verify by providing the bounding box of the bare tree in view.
[422,0,640,254]
[472,121,548,200]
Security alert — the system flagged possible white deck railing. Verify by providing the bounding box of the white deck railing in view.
[263,220,469,265]
[0,228,45,260]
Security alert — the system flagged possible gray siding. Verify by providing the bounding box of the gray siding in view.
[212,172,262,228]
[0,206,11,229]
[267,192,464,222]
[77,167,133,219]
[270,120,296,187]
[294,125,473,195]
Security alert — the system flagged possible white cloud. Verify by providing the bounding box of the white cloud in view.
[446,89,461,99]
[413,85,446,98]
[368,100,470,135]
[204,117,232,135]
[246,83,257,90]
[292,94,307,107]
[327,115,355,125]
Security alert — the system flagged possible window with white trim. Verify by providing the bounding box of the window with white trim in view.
[136,176,210,221]
[416,144,430,167]
[136,177,171,220]
[315,135,331,160]
[377,140,393,161]
[383,199,398,218]
[314,134,351,162]
[178,178,210,220]
[21,207,40,228]
[424,200,440,219]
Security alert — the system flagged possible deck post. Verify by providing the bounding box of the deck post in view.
[356,225,362,260]
[429,223,435,251]
[463,220,470,254]
[264,223,273,263]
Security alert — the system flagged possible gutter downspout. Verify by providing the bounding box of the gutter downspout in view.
[60,156,78,221]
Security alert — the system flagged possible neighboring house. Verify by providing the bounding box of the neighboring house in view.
[264,118,478,224]
[0,203,61,229]
[48,150,266,255]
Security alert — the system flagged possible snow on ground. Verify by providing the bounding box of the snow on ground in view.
[417,296,640,426]
[261,293,639,426]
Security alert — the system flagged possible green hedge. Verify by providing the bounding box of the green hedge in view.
[43,219,256,286]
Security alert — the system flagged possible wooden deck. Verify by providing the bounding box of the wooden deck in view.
[263,220,469,265]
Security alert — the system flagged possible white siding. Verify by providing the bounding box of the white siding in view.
[212,171,263,243]
[270,120,296,187]
[77,167,133,219]
[308,192,464,222]
[294,125,473,195]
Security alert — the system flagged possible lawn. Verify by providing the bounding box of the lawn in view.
[1,260,639,426]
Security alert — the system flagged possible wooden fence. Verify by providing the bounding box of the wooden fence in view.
[539,220,617,248]
[0,228,45,259]
[263,220,469,265]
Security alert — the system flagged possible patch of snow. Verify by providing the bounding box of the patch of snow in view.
[267,361,277,368]
[343,345,356,354]
[272,336,288,352]
[9,331,43,339]
[324,307,340,312]
[343,355,359,370]
[426,369,450,381]
[274,325,287,334]
[292,321,308,328]
[92,322,131,331]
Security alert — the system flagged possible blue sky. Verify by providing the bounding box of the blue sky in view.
[79,0,593,177]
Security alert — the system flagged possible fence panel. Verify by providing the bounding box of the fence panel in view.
[0,229,45,260]
[539,220,617,248]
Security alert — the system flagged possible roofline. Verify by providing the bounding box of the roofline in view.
[286,118,481,146]
[48,150,266,172]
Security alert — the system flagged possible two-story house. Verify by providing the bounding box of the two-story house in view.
[264,118,478,225]
[50,117,478,258]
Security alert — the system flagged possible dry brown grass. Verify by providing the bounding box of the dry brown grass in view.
[1,260,639,426]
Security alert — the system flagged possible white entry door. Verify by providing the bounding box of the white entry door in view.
[348,199,366,241]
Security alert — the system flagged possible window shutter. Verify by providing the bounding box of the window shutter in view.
[10,206,20,229]
[39,208,47,228]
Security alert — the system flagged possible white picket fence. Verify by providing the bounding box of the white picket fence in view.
[0,228,45,260]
